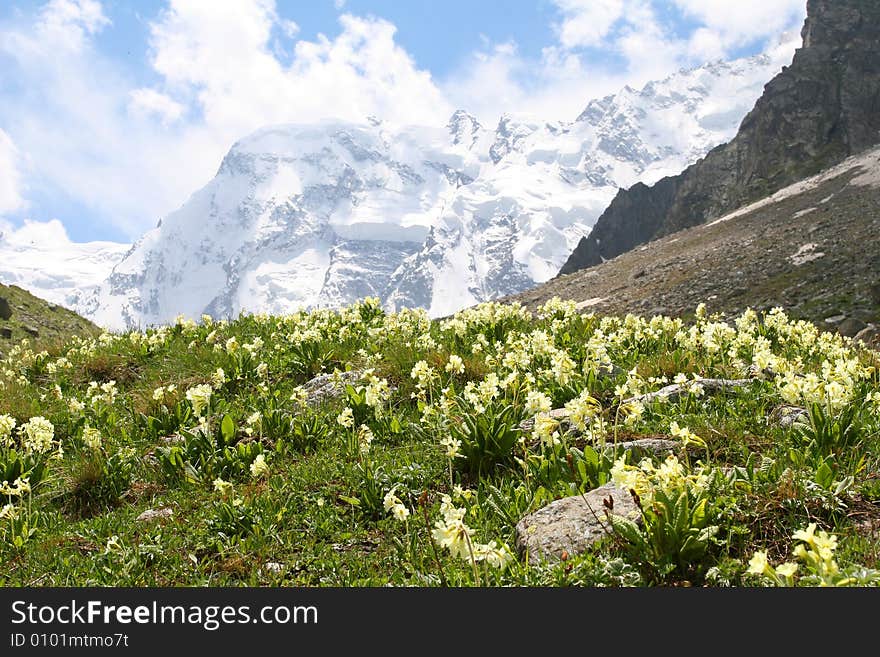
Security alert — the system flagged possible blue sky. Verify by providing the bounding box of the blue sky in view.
[0,0,807,243]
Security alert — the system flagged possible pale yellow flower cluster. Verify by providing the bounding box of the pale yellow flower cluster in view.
[152,383,178,402]
[249,453,270,479]
[383,488,410,522]
[20,416,58,455]
[748,523,852,586]
[82,426,103,450]
[431,495,512,570]
[610,454,709,507]
[86,380,118,407]
[0,414,16,448]
[185,383,213,416]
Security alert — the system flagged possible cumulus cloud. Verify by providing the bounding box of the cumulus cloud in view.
[128,88,186,124]
[0,0,451,238]
[446,0,805,125]
[0,129,26,214]
[673,0,807,50]
[553,0,625,49]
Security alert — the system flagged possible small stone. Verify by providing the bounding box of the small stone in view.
[770,405,808,428]
[614,438,682,455]
[0,328,11,339]
[0,297,11,320]
[514,484,641,564]
[824,314,847,325]
[23,325,39,337]
[263,562,285,574]
[837,317,867,338]
[853,325,880,346]
[136,507,173,522]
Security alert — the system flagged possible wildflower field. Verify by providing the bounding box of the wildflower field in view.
[1,298,878,586]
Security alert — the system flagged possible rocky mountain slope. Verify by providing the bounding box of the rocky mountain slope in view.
[507,145,880,341]
[70,45,793,330]
[0,282,101,352]
[560,0,880,276]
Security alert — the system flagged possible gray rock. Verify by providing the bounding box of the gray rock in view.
[301,369,398,406]
[770,405,808,428]
[824,314,847,325]
[302,370,365,405]
[613,438,682,455]
[136,507,173,522]
[22,325,39,337]
[854,325,880,345]
[0,297,11,320]
[0,328,11,339]
[837,317,867,337]
[514,484,641,564]
[519,407,572,433]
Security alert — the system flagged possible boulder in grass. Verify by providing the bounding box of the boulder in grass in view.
[0,297,11,320]
[136,507,174,523]
[514,484,640,564]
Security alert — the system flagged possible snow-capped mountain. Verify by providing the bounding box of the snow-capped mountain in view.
[0,219,130,310]
[17,43,796,330]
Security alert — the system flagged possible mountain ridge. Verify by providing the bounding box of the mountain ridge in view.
[72,44,794,330]
[559,0,880,276]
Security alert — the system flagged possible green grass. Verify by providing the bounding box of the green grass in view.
[0,283,101,352]
[0,299,878,587]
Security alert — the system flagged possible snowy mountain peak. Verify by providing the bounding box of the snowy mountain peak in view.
[447,110,483,148]
[2,42,799,331]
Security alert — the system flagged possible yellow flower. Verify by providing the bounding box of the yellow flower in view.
[249,453,270,479]
[792,523,818,547]
[445,354,465,374]
[775,562,798,579]
[336,407,354,429]
[213,478,233,496]
[82,426,102,450]
[747,550,771,576]
[185,384,213,416]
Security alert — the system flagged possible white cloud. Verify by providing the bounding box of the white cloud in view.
[128,88,185,124]
[0,0,451,238]
[552,0,625,49]
[38,0,109,47]
[673,0,807,50]
[0,129,26,215]
[147,2,450,136]
[447,0,805,126]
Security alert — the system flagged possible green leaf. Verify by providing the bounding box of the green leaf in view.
[221,415,236,444]
[815,461,834,490]
[338,495,361,507]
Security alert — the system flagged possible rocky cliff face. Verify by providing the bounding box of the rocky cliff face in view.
[559,0,880,275]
